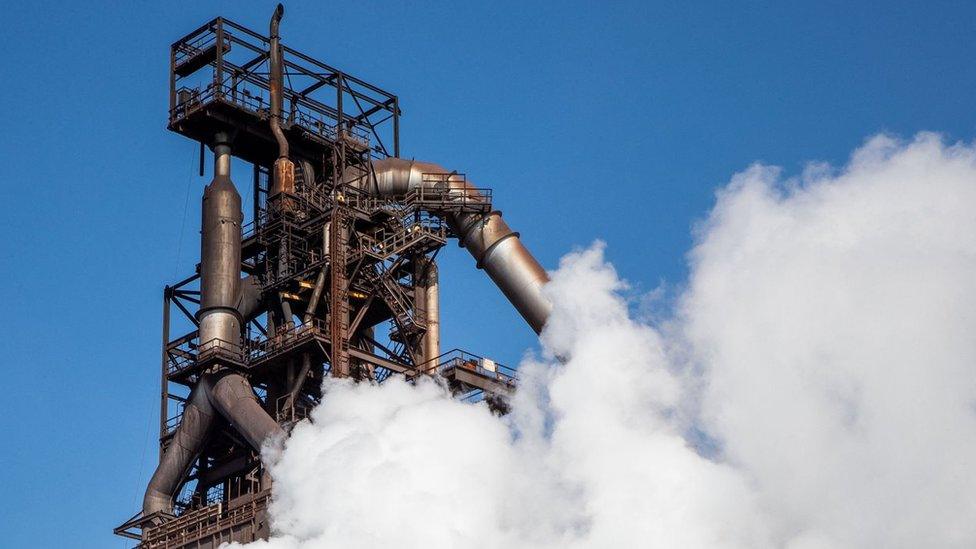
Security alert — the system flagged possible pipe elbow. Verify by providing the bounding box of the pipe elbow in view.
[140,379,215,516]
[270,3,284,37]
[367,158,552,333]
[211,373,285,452]
[142,487,172,517]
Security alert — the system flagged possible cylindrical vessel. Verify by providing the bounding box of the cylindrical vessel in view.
[198,134,244,352]
[415,257,440,369]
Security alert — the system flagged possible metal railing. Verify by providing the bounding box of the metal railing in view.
[247,318,327,364]
[167,334,245,377]
[142,492,270,547]
[171,80,369,150]
[408,175,493,213]
[197,337,245,362]
[420,348,517,383]
[357,219,448,262]
[173,25,224,68]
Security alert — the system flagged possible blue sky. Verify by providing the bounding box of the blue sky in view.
[1,1,975,547]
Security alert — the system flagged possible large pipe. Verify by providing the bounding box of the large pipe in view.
[268,4,295,199]
[198,133,243,352]
[211,373,285,451]
[142,373,284,517]
[303,222,330,324]
[416,257,440,368]
[268,3,288,161]
[361,159,551,333]
[143,378,216,515]
[143,136,282,518]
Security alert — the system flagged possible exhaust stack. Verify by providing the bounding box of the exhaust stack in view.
[269,3,295,199]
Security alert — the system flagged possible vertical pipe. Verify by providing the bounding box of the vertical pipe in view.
[268,4,288,161]
[215,20,224,97]
[393,98,400,158]
[214,141,231,176]
[160,287,171,457]
[284,353,311,412]
[423,260,440,372]
[415,257,440,371]
[303,222,330,324]
[252,163,260,224]
[198,132,243,353]
[337,73,343,137]
[168,43,176,114]
[268,3,295,201]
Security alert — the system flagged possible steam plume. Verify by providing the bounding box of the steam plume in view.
[229,133,976,548]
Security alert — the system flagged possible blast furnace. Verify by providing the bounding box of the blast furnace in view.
[115,6,552,547]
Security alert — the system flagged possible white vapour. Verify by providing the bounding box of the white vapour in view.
[683,133,976,548]
[229,133,976,548]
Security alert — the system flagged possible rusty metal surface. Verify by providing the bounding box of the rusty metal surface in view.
[120,7,549,547]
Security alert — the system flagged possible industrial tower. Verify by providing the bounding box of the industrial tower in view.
[116,7,552,547]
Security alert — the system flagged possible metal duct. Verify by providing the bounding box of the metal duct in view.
[268,4,288,161]
[143,135,282,518]
[415,257,440,368]
[363,159,552,334]
[198,133,243,351]
[211,373,285,451]
[143,378,216,515]
[142,374,284,517]
[268,4,295,198]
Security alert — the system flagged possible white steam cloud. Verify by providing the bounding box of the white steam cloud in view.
[229,133,976,548]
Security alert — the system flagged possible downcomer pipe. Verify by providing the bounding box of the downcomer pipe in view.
[268,4,296,200]
[142,374,285,516]
[362,159,552,334]
[210,374,285,452]
[143,378,216,515]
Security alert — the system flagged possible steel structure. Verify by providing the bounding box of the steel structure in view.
[116,7,551,547]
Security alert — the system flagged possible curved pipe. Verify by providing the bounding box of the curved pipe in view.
[143,378,216,515]
[142,374,283,516]
[268,3,288,160]
[211,373,285,451]
[361,159,552,333]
